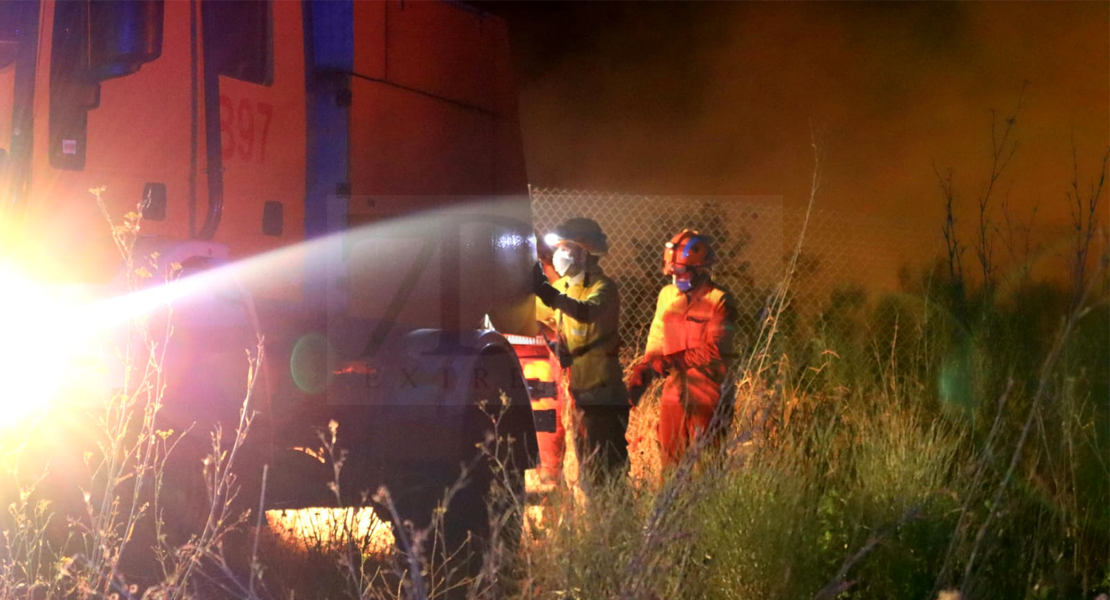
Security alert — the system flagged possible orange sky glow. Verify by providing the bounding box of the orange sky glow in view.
[493,1,1109,289]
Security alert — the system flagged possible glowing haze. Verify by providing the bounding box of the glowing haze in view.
[485,1,1109,282]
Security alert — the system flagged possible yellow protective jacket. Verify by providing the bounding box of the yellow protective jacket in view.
[536,265,628,405]
[644,280,736,408]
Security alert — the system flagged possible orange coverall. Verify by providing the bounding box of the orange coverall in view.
[643,280,736,467]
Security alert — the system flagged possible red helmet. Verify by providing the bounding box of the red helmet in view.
[663,229,716,275]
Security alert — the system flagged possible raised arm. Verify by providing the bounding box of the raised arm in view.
[535,277,617,324]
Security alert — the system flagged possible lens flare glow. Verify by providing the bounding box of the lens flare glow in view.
[0,196,537,434]
[0,265,105,424]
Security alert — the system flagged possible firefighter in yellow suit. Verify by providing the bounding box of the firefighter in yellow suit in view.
[533,218,630,492]
[626,229,736,468]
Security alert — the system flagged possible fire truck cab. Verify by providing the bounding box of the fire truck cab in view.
[0,0,539,550]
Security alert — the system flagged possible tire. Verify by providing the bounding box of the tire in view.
[118,414,265,593]
[460,346,531,561]
[385,454,524,600]
[383,400,527,596]
[379,342,535,596]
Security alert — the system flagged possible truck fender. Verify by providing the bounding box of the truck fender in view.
[330,328,539,468]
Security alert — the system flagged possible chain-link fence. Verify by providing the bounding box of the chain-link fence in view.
[529,187,944,361]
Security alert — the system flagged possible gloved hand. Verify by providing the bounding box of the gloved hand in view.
[626,360,657,406]
[532,261,559,306]
[626,360,652,388]
[532,261,549,290]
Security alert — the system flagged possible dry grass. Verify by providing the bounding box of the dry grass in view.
[1,151,1106,599]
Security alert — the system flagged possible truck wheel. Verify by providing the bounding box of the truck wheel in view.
[379,340,535,593]
[386,453,524,597]
[383,400,527,593]
[116,432,212,583]
[459,345,531,561]
[120,425,262,591]
[442,446,526,566]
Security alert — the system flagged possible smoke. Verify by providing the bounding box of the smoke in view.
[498,1,1109,233]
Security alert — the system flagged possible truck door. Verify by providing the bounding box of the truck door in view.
[0,0,39,233]
[202,0,306,302]
[25,0,189,281]
[17,1,306,297]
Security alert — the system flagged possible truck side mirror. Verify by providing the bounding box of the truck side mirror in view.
[88,1,163,81]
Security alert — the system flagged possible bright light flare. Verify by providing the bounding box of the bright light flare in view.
[543,232,562,248]
[0,196,538,428]
[0,264,107,424]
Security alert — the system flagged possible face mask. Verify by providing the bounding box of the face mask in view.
[674,270,704,293]
[673,274,693,292]
[553,247,577,277]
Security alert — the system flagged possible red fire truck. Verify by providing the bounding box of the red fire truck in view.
[0,0,550,553]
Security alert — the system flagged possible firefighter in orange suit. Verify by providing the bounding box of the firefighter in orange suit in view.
[626,229,736,468]
[533,218,630,492]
